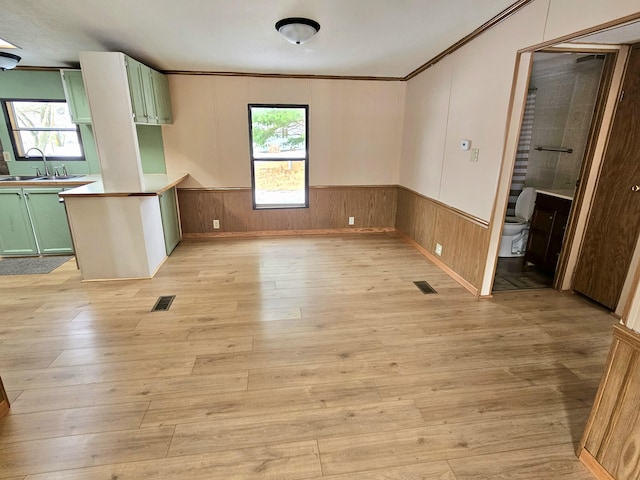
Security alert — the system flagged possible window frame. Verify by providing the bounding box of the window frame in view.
[248,103,310,210]
[1,98,86,162]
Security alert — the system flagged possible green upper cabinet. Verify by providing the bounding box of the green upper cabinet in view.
[60,69,92,124]
[0,188,38,256]
[23,188,73,255]
[124,56,172,125]
[140,67,158,123]
[152,70,173,124]
[125,57,148,124]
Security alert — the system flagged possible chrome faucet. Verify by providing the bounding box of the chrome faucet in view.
[25,147,50,176]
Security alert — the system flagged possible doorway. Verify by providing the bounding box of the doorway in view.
[493,51,609,292]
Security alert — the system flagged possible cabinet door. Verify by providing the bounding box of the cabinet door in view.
[141,67,158,124]
[23,188,73,255]
[152,70,173,124]
[525,207,555,268]
[125,57,148,123]
[0,188,38,256]
[61,70,92,124]
[159,187,180,255]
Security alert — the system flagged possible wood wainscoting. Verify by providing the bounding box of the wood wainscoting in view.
[578,324,640,480]
[177,186,397,235]
[395,186,491,295]
[0,375,9,418]
[177,185,490,293]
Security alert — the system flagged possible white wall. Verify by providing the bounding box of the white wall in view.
[399,0,640,222]
[399,0,549,221]
[162,76,405,188]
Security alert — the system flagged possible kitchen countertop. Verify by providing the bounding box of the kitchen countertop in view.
[59,173,189,197]
[536,188,575,201]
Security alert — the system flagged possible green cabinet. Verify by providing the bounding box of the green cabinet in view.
[152,70,173,124]
[125,57,149,123]
[24,188,74,255]
[60,69,92,124]
[125,56,172,125]
[0,188,73,256]
[158,187,180,255]
[0,188,38,256]
[61,59,172,126]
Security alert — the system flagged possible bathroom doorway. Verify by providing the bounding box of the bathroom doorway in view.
[493,51,610,292]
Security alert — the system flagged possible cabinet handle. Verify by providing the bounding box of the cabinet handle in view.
[632,185,640,192]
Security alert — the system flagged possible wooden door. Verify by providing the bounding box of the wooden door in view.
[573,45,640,309]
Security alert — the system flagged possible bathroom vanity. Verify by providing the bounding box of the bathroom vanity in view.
[524,190,573,275]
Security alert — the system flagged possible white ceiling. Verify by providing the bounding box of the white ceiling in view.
[0,0,517,77]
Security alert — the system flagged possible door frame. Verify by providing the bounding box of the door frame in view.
[483,37,631,306]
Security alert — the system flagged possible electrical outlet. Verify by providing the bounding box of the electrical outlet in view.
[470,148,479,162]
[435,243,443,256]
[213,219,220,229]
[2,152,11,162]
[348,216,355,226]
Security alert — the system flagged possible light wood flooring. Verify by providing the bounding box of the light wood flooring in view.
[0,233,616,479]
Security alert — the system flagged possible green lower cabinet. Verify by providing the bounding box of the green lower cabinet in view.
[0,188,38,256]
[24,188,74,255]
[158,187,180,255]
[0,187,73,256]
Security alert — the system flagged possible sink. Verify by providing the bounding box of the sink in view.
[35,175,85,180]
[0,174,86,182]
[0,175,43,181]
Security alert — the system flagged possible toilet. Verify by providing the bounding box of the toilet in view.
[498,187,537,257]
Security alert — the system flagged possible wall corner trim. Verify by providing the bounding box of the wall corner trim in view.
[578,449,616,480]
[404,0,534,80]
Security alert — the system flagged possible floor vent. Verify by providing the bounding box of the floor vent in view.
[413,281,437,294]
[152,295,175,311]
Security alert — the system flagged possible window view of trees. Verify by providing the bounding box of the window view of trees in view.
[5,101,82,158]
[250,107,306,158]
[249,105,308,208]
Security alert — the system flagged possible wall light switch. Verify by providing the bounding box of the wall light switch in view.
[460,140,471,151]
[435,243,443,256]
[470,148,479,162]
[2,152,11,162]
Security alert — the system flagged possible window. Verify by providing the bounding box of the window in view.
[2,100,84,160]
[248,104,309,209]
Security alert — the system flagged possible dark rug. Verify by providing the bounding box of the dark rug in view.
[0,256,73,275]
[493,257,553,292]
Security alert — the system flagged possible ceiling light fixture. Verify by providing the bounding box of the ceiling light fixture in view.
[275,17,320,45]
[0,52,21,70]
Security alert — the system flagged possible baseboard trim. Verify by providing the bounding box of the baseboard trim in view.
[578,449,615,480]
[183,227,395,239]
[395,230,479,296]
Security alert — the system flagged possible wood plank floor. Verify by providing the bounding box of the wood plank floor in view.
[0,233,615,479]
